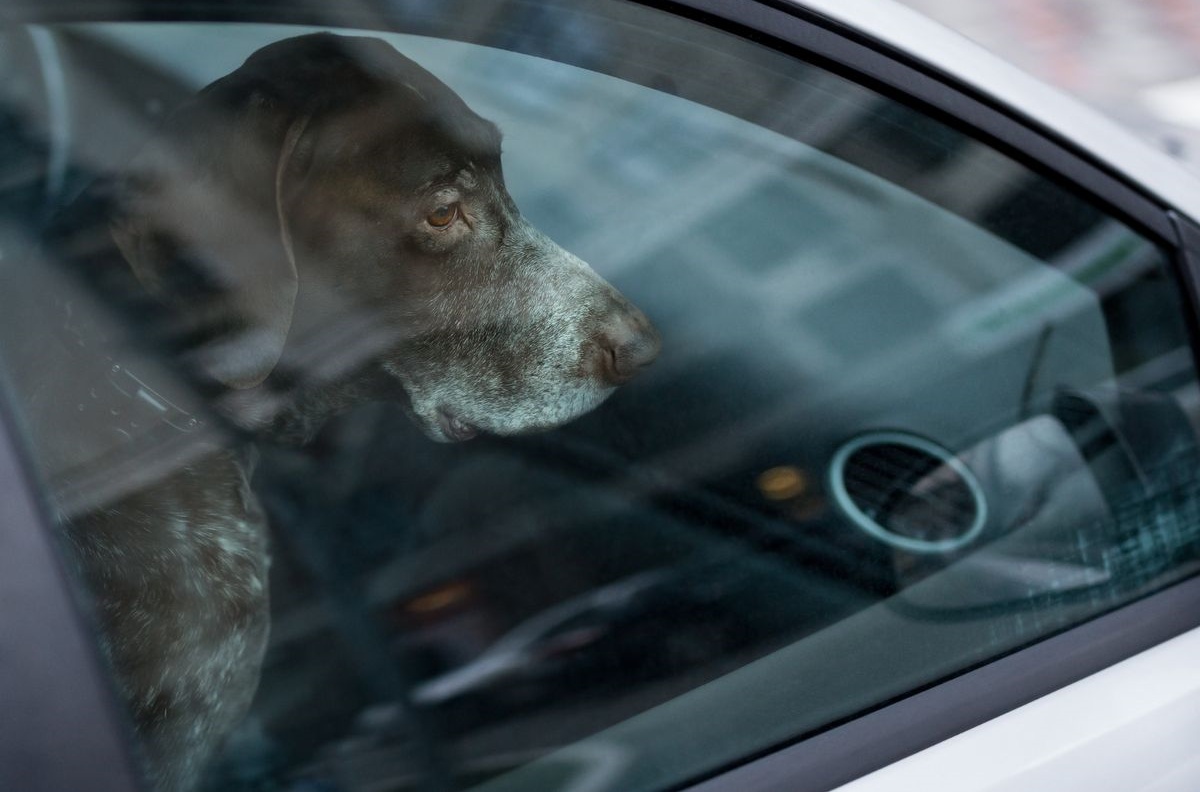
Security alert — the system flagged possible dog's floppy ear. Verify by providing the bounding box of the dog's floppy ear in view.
[111,82,315,390]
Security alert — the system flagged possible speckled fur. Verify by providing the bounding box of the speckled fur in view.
[63,450,269,792]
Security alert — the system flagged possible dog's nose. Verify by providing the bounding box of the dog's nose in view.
[595,307,660,386]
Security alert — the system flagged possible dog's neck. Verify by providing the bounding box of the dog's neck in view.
[251,363,407,444]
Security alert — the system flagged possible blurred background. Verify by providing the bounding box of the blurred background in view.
[898,0,1200,175]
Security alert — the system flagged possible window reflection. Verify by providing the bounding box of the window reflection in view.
[0,7,1196,792]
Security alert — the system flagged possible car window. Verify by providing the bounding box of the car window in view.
[0,3,1198,792]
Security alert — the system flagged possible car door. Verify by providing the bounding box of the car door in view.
[1,2,1199,792]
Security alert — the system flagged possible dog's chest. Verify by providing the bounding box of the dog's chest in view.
[63,448,271,786]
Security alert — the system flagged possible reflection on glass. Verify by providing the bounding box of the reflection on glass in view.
[0,5,1196,792]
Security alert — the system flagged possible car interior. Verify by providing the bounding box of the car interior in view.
[1,5,1199,791]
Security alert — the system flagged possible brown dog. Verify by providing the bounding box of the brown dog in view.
[42,33,658,791]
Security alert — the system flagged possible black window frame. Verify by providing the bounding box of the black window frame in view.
[0,2,1199,791]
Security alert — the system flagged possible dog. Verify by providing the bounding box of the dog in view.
[35,32,658,791]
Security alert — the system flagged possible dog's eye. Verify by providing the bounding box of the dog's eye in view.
[427,203,458,228]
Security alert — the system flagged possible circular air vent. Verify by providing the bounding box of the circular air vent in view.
[829,432,986,554]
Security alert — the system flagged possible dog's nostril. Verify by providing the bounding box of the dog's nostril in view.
[597,315,660,386]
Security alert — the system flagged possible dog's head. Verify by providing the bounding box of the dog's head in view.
[112,33,658,442]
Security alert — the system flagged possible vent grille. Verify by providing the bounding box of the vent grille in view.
[830,433,986,553]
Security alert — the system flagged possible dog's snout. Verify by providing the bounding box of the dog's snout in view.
[595,306,660,386]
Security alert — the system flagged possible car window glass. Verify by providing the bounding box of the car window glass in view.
[0,4,1197,792]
